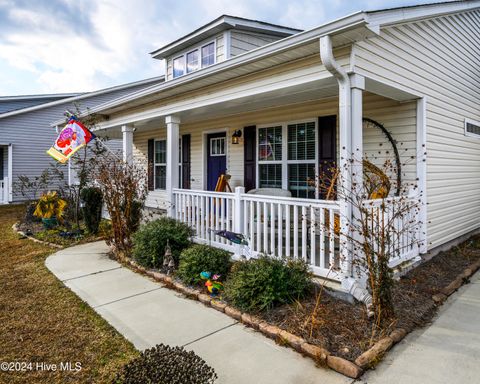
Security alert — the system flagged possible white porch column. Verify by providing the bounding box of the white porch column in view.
[417,97,428,254]
[165,115,180,217]
[7,144,12,202]
[350,74,364,187]
[122,125,134,164]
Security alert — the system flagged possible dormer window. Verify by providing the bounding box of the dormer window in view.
[172,40,216,79]
[201,42,215,67]
[173,56,184,78]
[186,50,199,73]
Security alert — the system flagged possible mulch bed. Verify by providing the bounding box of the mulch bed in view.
[259,234,480,361]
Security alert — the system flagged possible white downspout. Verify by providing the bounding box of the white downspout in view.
[319,35,373,317]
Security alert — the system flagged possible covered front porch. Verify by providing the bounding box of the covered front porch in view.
[95,42,426,285]
[107,86,424,284]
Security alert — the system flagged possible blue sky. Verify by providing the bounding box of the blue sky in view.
[0,0,442,96]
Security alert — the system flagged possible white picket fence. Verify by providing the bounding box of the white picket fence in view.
[0,178,9,204]
[172,187,341,280]
[361,194,421,268]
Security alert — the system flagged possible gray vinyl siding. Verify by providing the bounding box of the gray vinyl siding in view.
[353,10,480,250]
[0,80,161,202]
[229,31,281,57]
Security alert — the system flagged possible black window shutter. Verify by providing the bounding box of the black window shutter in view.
[147,139,154,191]
[318,115,337,199]
[243,126,256,192]
[181,134,191,189]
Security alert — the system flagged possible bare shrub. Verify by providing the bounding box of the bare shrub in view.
[93,154,147,261]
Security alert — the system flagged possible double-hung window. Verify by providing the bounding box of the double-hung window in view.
[258,126,283,189]
[186,50,199,73]
[155,139,184,190]
[257,121,318,198]
[201,42,215,67]
[173,56,184,78]
[287,122,316,198]
[154,140,167,190]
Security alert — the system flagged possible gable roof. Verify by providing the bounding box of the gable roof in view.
[150,15,302,60]
[57,0,480,125]
[0,76,164,120]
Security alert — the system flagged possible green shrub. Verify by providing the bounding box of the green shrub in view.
[176,244,232,285]
[113,343,217,384]
[132,217,194,268]
[98,219,113,239]
[80,187,103,234]
[224,256,312,312]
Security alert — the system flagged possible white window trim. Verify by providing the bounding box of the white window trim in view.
[256,118,319,198]
[465,118,480,138]
[172,40,216,79]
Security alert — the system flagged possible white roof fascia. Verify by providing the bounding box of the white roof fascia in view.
[0,93,81,101]
[150,15,301,59]
[366,0,480,28]
[0,76,164,120]
[76,12,370,124]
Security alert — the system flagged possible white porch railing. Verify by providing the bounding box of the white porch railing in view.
[0,177,8,204]
[361,194,421,268]
[172,187,341,280]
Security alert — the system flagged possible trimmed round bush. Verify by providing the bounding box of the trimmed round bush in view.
[224,256,312,312]
[132,217,194,268]
[176,244,232,285]
[113,343,217,384]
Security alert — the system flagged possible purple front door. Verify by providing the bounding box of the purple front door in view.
[207,132,226,191]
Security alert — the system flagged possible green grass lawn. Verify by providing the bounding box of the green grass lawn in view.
[0,204,138,383]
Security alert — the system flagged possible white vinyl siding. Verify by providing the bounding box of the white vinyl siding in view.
[132,92,415,209]
[353,10,480,250]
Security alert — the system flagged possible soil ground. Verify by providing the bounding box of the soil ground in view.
[259,234,480,361]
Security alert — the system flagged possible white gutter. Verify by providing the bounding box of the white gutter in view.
[64,12,368,126]
[319,35,373,316]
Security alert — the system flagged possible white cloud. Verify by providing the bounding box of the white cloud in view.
[0,0,439,95]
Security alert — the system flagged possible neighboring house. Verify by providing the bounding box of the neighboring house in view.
[0,76,164,203]
[65,2,480,293]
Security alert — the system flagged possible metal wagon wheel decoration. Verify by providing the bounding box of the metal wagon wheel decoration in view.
[362,117,402,196]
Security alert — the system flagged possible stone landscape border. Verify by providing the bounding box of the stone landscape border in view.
[123,257,480,378]
[12,223,64,249]
[16,220,479,379]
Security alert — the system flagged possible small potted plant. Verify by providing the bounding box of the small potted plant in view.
[34,191,67,229]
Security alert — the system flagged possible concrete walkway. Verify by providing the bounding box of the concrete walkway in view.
[358,271,480,384]
[46,242,350,384]
[46,241,480,384]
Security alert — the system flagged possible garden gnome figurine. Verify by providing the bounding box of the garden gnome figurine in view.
[163,240,175,274]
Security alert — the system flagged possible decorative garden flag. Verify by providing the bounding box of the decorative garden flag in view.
[47,117,95,163]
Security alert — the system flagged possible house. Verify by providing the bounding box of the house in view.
[0,76,164,203]
[63,1,480,293]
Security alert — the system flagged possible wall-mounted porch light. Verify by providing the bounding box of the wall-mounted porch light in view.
[231,129,242,144]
